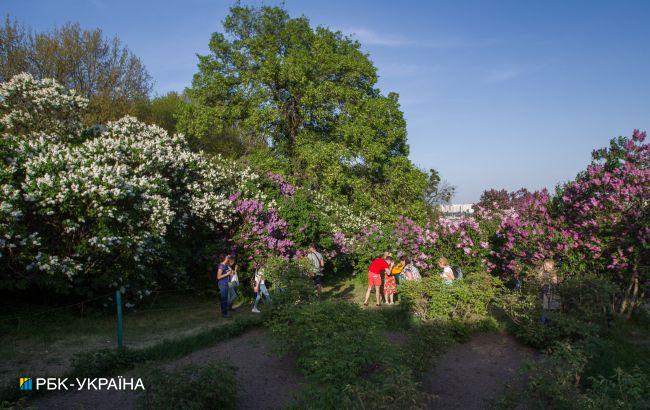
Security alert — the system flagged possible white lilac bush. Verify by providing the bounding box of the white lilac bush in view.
[0,74,254,299]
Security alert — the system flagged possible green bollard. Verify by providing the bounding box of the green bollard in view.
[116,289,124,348]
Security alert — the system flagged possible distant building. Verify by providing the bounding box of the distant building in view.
[439,203,474,219]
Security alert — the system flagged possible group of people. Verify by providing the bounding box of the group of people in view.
[215,244,325,318]
[216,248,560,322]
[216,248,461,317]
[215,254,274,318]
[363,252,457,307]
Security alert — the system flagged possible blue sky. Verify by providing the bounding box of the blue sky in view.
[4,0,649,202]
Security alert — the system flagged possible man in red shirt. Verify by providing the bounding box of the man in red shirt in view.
[363,253,393,306]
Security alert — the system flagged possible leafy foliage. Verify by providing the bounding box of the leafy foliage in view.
[138,364,237,410]
[501,341,650,410]
[0,17,152,124]
[400,272,500,320]
[267,300,426,408]
[178,4,430,223]
[134,91,185,133]
[262,256,314,305]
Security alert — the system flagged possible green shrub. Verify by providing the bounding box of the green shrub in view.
[137,363,236,410]
[503,342,650,410]
[557,274,616,323]
[268,301,387,384]
[583,367,650,409]
[263,256,314,305]
[399,271,500,321]
[497,275,649,409]
[523,342,589,409]
[504,305,600,349]
[498,275,614,349]
[267,300,426,408]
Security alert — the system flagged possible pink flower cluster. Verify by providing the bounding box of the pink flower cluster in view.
[231,193,294,266]
[490,189,558,274]
[332,231,352,255]
[267,172,296,196]
[394,217,430,269]
[489,131,649,287]
[425,217,490,271]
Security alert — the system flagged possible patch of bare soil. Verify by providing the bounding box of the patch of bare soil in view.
[30,328,303,410]
[425,332,534,410]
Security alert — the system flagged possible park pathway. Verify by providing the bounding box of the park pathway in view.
[425,331,534,409]
[30,328,302,409]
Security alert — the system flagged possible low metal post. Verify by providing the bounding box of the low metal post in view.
[116,289,124,348]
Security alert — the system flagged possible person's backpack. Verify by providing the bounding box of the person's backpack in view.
[251,269,263,291]
[309,251,324,277]
[451,266,463,280]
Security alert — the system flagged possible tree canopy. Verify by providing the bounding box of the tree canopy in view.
[179,5,431,222]
[0,16,152,124]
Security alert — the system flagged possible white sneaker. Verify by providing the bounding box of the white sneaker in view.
[252,307,261,313]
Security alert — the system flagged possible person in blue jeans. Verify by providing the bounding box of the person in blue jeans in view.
[216,255,233,318]
[227,257,240,310]
[252,267,272,313]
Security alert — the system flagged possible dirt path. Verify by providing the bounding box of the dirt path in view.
[170,328,303,409]
[425,332,534,409]
[30,328,303,410]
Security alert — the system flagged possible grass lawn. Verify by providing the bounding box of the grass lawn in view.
[321,274,366,302]
[0,291,256,386]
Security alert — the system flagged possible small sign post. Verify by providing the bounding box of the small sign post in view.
[115,289,124,348]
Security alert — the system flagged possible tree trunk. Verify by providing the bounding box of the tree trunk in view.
[617,273,641,318]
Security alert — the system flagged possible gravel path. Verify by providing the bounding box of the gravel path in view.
[425,332,534,409]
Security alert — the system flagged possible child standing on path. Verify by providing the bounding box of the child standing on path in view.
[392,255,406,285]
[385,257,403,304]
[252,267,272,313]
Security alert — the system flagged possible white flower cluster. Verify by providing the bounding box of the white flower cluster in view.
[0,72,87,138]
[312,192,377,235]
[0,74,256,295]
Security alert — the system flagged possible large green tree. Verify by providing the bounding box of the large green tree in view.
[134,91,185,133]
[179,5,430,222]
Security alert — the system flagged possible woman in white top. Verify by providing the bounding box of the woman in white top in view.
[227,257,240,310]
[438,257,454,285]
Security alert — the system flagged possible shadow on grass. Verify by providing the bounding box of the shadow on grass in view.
[321,283,356,300]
